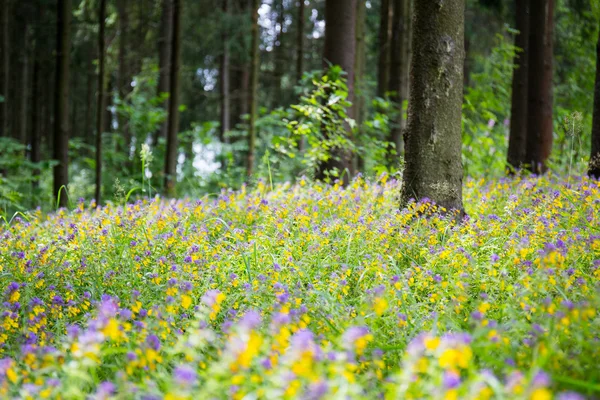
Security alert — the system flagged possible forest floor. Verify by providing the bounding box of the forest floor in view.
[0,175,599,399]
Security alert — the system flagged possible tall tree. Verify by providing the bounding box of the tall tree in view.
[219,0,231,142]
[387,0,410,166]
[354,0,367,172]
[377,0,392,97]
[526,0,554,174]
[96,0,107,206]
[164,0,182,196]
[0,0,8,138]
[246,0,260,176]
[54,0,72,208]
[507,0,530,173]
[296,0,305,84]
[589,21,600,179]
[272,0,286,107]
[401,0,465,215]
[116,0,131,155]
[154,0,173,146]
[316,0,357,182]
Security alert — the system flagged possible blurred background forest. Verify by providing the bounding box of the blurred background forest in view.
[0,0,599,215]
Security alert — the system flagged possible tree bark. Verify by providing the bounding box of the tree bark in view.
[164,0,182,196]
[31,39,41,191]
[96,0,106,206]
[316,0,357,183]
[507,0,530,173]
[54,0,72,208]
[0,0,8,138]
[272,0,285,108]
[400,0,465,215]
[377,0,392,97]
[117,0,131,155]
[354,0,367,173]
[154,0,173,146]
[296,0,305,84]
[387,0,409,167]
[589,21,600,179]
[526,0,554,174]
[246,0,260,177]
[219,0,231,142]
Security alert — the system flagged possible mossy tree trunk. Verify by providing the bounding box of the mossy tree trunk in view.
[164,0,182,197]
[246,0,260,177]
[507,0,530,173]
[400,0,465,215]
[316,0,357,184]
[589,20,600,179]
[526,0,554,174]
[377,0,392,97]
[54,0,72,208]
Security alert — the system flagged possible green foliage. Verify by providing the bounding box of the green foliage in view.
[0,138,53,217]
[462,30,517,176]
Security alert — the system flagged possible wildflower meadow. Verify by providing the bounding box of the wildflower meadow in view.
[0,175,599,399]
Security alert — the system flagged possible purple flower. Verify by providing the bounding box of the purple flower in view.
[531,370,551,388]
[201,290,221,307]
[146,334,161,351]
[93,381,116,400]
[239,310,261,330]
[173,364,197,387]
[443,370,461,389]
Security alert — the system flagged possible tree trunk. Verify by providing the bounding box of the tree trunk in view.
[387,0,409,167]
[219,0,231,142]
[354,0,367,173]
[526,0,554,174]
[164,0,182,197]
[31,41,41,191]
[54,0,72,208]
[19,27,30,147]
[316,0,357,183]
[246,0,260,177]
[154,0,173,146]
[96,0,106,206]
[400,0,465,215]
[0,0,8,138]
[377,0,392,97]
[296,0,305,84]
[84,46,95,148]
[272,0,285,108]
[507,0,530,173]
[117,0,131,156]
[589,21,600,179]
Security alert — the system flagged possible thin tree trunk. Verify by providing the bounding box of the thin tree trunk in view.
[272,0,285,107]
[402,0,412,103]
[20,27,30,147]
[316,0,357,183]
[31,40,41,191]
[96,0,106,206]
[296,0,305,84]
[54,0,72,208]
[588,21,600,179]
[400,0,465,215]
[154,0,173,146]
[354,0,367,172]
[219,0,231,142]
[117,0,131,156]
[507,0,530,173]
[246,0,260,177]
[164,0,182,196]
[0,0,8,138]
[377,0,392,97]
[526,0,553,174]
[84,47,95,148]
[387,0,409,167]
[540,0,554,165]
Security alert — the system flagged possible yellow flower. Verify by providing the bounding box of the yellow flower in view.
[530,388,552,400]
[102,318,122,341]
[439,346,472,369]
[181,295,192,309]
[373,297,388,316]
[6,368,17,383]
[424,337,440,351]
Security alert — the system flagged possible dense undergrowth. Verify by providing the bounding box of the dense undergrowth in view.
[0,175,599,399]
